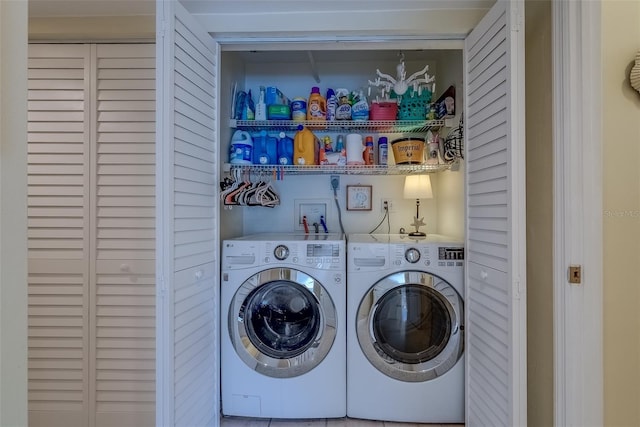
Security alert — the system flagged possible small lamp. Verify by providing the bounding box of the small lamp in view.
[403,174,433,237]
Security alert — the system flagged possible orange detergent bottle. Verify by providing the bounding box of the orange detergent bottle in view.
[294,126,317,165]
[306,86,326,123]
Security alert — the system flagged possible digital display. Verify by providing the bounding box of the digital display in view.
[439,247,464,260]
[306,244,340,257]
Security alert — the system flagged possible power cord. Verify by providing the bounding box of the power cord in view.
[369,201,390,234]
[331,176,345,236]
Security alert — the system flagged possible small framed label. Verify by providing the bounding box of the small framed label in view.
[346,185,372,211]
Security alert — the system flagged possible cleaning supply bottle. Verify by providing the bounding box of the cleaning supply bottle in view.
[229,130,253,165]
[335,135,345,153]
[335,134,347,165]
[277,131,293,165]
[319,141,328,165]
[253,130,277,165]
[294,125,317,165]
[363,136,374,165]
[255,86,267,121]
[243,89,255,120]
[326,88,337,122]
[377,136,388,166]
[306,86,326,122]
[291,97,307,122]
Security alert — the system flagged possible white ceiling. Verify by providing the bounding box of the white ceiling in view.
[29,0,155,18]
[29,0,493,18]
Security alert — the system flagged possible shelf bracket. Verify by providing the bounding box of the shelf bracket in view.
[307,51,321,84]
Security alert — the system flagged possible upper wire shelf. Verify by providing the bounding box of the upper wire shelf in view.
[229,119,446,133]
[223,163,458,175]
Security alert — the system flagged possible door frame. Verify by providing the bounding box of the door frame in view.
[552,1,603,426]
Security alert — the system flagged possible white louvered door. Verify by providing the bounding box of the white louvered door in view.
[156,1,219,426]
[28,43,156,427]
[464,1,527,426]
[27,43,92,427]
[92,44,156,427]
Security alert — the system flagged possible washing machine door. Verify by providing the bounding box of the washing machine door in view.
[356,270,463,382]
[229,267,337,378]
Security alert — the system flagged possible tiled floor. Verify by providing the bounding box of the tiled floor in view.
[220,416,464,427]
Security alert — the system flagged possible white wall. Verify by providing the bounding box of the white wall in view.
[0,1,28,426]
[602,2,640,426]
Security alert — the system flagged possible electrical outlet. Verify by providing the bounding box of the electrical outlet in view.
[330,175,340,190]
[381,198,396,213]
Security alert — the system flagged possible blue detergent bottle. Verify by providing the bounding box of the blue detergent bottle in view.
[277,132,294,165]
[252,130,277,165]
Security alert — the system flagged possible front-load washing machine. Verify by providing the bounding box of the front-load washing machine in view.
[347,234,465,423]
[221,233,346,419]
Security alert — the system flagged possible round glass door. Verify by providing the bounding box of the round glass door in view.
[357,271,463,382]
[230,267,337,378]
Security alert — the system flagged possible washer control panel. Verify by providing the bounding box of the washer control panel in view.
[223,236,345,271]
[264,242,343,270]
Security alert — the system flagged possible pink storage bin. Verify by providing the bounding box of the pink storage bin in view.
[370,101,398,121]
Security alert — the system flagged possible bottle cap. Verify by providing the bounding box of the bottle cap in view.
[311,86,320,94]
[378,137,388,144]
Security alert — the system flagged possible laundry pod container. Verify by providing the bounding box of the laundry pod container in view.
[390,137,425,164]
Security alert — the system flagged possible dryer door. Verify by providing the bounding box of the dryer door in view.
[229,267,337,378]
[357,271,463,382]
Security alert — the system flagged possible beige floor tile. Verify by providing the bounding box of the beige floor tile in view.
[327,417,381,426]
[220,416,271,426]
[269,419,327,427]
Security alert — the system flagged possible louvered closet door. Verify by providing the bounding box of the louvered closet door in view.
[27,44,92,427]
[157,2,219,426]
[464,1,526,426]
[92,44,156,427]
[28,43,156,427]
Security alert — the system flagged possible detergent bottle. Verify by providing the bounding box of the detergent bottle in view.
[229,130,253,164]
[252,130,277,165]
[277,132,293,165]
[306,86,326,122]
[294,126,317,165]
[326,88,337,121]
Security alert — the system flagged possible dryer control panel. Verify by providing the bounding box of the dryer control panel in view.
[437,247,465,267]
[390,244,464,268]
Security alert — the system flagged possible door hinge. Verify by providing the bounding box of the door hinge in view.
[513,278,521,300]
[568,265,582,285]
[158,274,167,297]
[511,11,523,32]
[158,20,167,38]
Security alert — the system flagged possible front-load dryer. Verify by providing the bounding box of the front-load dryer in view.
[347,234,465,423]
[221,233,346,419]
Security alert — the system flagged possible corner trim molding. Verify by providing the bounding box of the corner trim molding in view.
[552,1,603,425]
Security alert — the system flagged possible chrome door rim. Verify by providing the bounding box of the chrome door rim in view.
[356,270,463,382]
[229,267,337,378]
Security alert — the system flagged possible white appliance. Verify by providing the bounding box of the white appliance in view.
[347,233,465,423]
[221,233,346,419]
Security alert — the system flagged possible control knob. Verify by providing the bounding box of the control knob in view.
[405,248,420,263]
[274,245,290,261]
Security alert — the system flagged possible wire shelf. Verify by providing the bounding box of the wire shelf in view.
[223,163,457,175]
[229,119,445,133]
